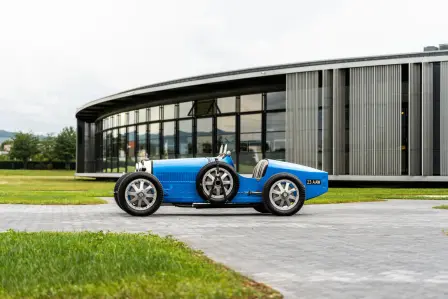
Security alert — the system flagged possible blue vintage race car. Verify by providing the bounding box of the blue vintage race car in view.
[114,145,328,216]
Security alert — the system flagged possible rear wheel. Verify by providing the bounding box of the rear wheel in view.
[116,172,164,216]
[262,173,305,216]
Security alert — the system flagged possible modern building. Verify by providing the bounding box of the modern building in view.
[76,47,448,182]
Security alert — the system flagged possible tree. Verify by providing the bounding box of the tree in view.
[9,132,40,169]
[39,134,57,162]
[54,126,76,169]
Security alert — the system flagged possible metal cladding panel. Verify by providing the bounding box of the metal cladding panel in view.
[286,72,319,168]
[349,65,401,176]
[421,62,434,176]
[322,70,333,174]
[332,70,346,175]
[440,62,448,175]
[408,63,422,176]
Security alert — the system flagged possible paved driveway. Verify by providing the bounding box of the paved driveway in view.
[1,199,448,299]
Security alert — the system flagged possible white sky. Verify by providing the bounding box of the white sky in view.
[0,0,447,134]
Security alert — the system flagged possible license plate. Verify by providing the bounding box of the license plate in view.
[306,179,321,185]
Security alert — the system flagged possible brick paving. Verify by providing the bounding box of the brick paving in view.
[1,199,447,299]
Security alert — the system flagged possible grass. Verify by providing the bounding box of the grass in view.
[0,230,281,299]
[433,205,448,210]
[0,170,112,205]
[307,187,448,205]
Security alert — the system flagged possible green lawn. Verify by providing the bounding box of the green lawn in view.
[433,205,448,210]
[0,170,112,205]
[1,169,448,205]
[0,230,280,299]
[307,187,448,205]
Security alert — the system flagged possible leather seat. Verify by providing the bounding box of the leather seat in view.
[252,159,269,179]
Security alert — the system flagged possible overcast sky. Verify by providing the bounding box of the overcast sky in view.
[0,0,446,134]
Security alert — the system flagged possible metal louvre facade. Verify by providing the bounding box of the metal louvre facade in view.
[76,50,448,181]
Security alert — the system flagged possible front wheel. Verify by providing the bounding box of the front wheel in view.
[253,204,271,214]
[114,173,132,210]
[116,172,164,216]
[262,173,305,216]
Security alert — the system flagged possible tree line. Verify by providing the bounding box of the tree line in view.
[0,126,76,169]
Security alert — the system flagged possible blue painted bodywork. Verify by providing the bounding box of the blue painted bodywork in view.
[150,155,328,204]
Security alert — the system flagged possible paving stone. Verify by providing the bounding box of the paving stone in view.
[1,199,447,299]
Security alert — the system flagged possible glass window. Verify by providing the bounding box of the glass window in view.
[163,121,175,159]
[195,99,215,116]
[119,128,126,172]
[266,132,285,161]
[240,94,262,112]
[266,91,286,110]
[217,116,236,161]
[127,126,136,171]
[217,97,236,114]
[164,104,175,120]
[179,101,192,118]
[150,106,159,122]
[137,124,147,160]
[179,120,193,157]
[241,114,261,133]
[240,113,262,173]
[197,118,213,157]
[102,132,107,172]
[149,123,160,159]
[267,112,285,132]
[119,113,126,126]
[128,111,136,125]
[138,109,147,123]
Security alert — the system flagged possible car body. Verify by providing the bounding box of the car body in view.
[114,145,328,216]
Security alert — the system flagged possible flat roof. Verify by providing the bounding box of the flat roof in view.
[76,50,448,122]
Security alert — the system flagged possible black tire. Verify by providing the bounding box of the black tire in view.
[196,161,239,203]
[114,173,132,210]
[116,172,164,216]
[262,173,305,216]
[253,204,271,214]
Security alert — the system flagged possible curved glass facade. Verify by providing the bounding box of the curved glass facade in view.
[94,91,286,173]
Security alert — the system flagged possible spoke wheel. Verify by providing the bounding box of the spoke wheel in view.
[117,172,163,216]
[196,161,239,203]
[202,168,234,201]
[124,178,157,211]
[269,179,300,211]
[262,173,305,216]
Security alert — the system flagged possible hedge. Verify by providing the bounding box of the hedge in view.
[0,161,76,170]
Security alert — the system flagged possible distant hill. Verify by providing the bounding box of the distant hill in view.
[0,130,15,138]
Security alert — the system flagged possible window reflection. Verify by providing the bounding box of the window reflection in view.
[266,112,286,161]
[217,97,236,114]
[127,126,136,171]
[197,118,213,156]
[119,128,126,172]
[267,112,285,132]
[217,116,236,160]
[179,102,192,118]
[150,106,159,121]
[266,91,286,110]
[163,121,175,159]
[164,105,175,120]
[137,124,147,160]
[240,94,262,112]
[179,120,193,157]
[138,109,147,123]
[128,111,136,125]
[149,123,159,159]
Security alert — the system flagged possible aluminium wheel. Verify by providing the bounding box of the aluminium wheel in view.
[196,161,239,204]
[116,172,164,216]
[262,173,305,216]
[114,173,132,210]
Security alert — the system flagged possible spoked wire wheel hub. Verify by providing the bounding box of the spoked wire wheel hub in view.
[269,179,300,211]
[125,178,157,211]
[202,168,234,202]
